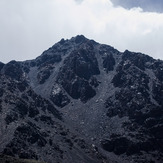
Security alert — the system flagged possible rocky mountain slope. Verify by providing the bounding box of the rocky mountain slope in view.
[0,35,163,163]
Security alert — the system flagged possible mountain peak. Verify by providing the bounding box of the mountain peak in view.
[73,34,87,43]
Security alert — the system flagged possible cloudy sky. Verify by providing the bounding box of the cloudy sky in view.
[0,0,163,63]
[111,0,163,12]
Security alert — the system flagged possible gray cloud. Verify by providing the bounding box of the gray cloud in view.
[111,0,163,13]
[0,0,163,63]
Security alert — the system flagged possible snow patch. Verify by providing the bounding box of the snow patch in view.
[52,85,61,95]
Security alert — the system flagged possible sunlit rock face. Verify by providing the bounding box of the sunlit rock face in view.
[0,35,163,163]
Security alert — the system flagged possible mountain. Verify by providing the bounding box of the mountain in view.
[0,35,163,163]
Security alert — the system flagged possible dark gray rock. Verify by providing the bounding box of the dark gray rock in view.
[57,44,100,102]
[50,87,70,108]
[103,53,115,72]
[0,35,163,163]
[0,62,4,71]
[2,61,23,80]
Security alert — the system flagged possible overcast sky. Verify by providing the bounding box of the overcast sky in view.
[111,0,163,13]
[0,0,163,63]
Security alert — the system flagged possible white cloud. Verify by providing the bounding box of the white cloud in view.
[0,0,163,63]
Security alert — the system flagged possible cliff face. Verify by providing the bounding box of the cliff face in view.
[0,35,163,163]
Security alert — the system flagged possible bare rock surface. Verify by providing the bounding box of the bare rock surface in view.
[0,35,163,163]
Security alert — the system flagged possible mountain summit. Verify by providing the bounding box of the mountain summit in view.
[0,35,163,163]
